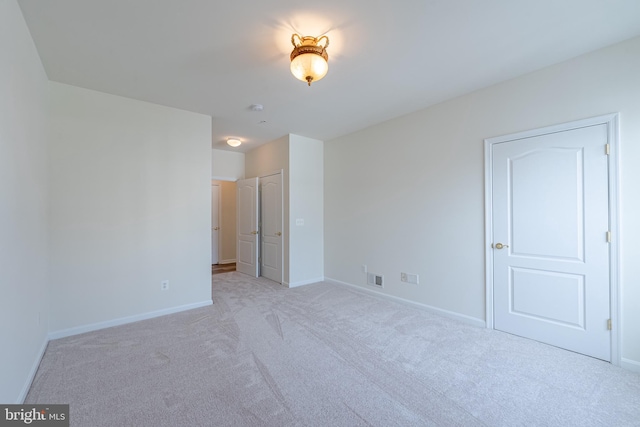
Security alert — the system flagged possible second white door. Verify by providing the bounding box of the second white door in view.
[260,173,283,283]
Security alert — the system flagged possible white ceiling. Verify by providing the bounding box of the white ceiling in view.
[17,0,640,153]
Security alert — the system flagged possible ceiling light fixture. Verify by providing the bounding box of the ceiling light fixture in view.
[227,138,241,147]
[290,34,329,86]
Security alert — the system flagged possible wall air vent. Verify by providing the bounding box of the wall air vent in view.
[367,273,384,287]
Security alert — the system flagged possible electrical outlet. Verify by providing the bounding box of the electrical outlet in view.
[362,264,367,273]
[401,272,419,284]
[161,280,169,290]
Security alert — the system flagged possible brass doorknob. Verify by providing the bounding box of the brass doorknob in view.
[276,232,282,236]
[494,243,509,249]
[213,227,220,231]
[251,231,258,235]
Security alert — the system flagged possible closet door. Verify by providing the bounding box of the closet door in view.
[236,177,259,277]
[260,173,283,283]
[487,119,613,361]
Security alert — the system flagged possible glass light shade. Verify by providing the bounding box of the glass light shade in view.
[290,53,328,85]
[227,138,241,147]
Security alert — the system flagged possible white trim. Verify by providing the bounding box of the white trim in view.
[607,114,622,366]
[326,277,486,328]
[211,175,238,182]
[621,358,640,374]
[285,277,324,288]
[18,338,49,403]
[484,132,495,329]
[212,182,221,265]
[48,300,213,340]
[277,171,284,285]
[257,169,283,179]
[484,113,621,365]
[218,259,236,265]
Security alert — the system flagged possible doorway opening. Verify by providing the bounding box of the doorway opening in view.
[211,180,238,273]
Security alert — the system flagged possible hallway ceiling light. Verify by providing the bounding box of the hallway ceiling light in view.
[290,34,329,86]
[227,138,241,147]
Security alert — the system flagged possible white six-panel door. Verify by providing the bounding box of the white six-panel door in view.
[489,121,612,361]
[260,173,283,283]
[236,177,259,277]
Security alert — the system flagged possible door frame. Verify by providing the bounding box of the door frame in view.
[484,113,620,365]
[211,182,221,265]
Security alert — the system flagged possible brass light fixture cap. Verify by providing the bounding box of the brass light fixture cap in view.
[290,35,329,62]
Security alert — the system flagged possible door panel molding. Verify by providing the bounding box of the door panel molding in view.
[484,113,620,365]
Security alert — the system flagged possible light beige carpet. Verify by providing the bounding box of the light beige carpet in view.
[26,272,640,426]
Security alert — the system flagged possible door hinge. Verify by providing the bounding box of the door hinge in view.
[605,144,610,155]
[607,319,612,330]
[606,231,612,243]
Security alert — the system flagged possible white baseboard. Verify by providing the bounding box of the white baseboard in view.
[285,277,325,288]
[48,300,213,340]
[18,337,49,403]
[325,277,486,328]
[621,358,640,373]
[218,259,236,265]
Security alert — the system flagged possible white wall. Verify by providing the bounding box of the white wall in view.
[48,82,212,334]
[289,135,324,286]
[0,0,50,403]
[325,36,640,368]
[212,149,245,180]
